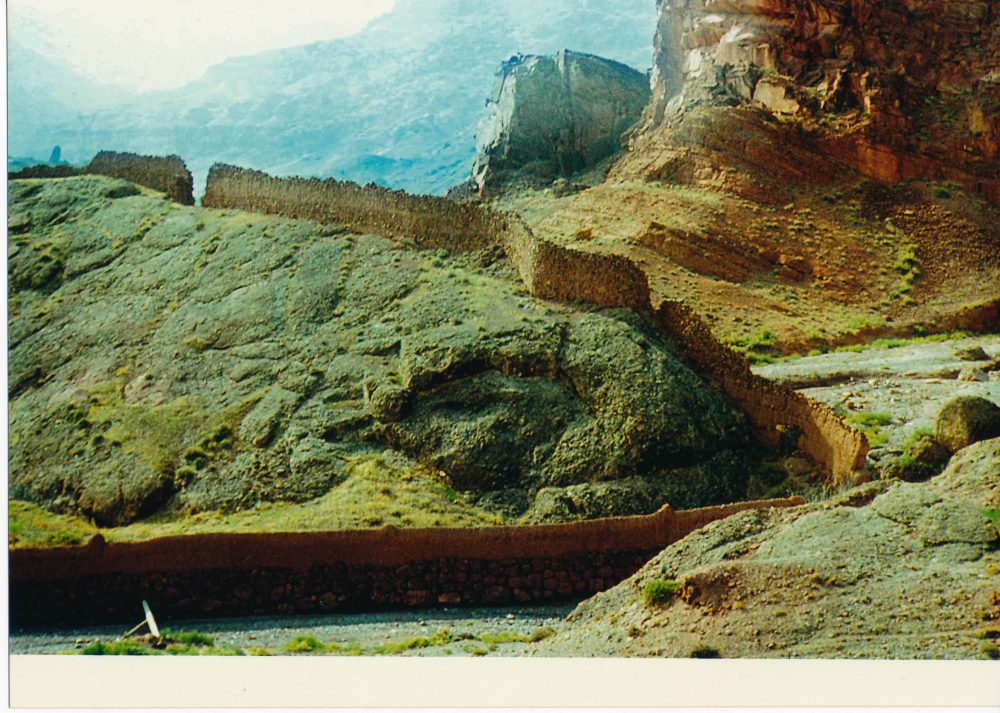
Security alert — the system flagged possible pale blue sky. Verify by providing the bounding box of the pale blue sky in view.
[8,0,397,92]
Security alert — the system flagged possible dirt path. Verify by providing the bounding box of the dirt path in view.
[9,604,574,657]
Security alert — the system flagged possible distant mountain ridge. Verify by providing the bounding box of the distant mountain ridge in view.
[8,0,657,195]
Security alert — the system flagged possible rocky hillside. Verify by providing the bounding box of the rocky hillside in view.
[535,437,1000,659]
[642,0,999,192]
[8,176,753,529]
[7,0,657,196]
[492,0,999,354]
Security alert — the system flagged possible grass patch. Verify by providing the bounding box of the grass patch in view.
[642,579,682,606]
[108,456,502,542]
[845,411,892,447]
[8,500,97,548]
[983,508,1000,532]
[285,635,328,653]
[81,640,154,656]
[86,380,206,475]
[372,628,472,655]
[727,329,779,363]
[477,631,531,645]
[162,629,215,647]
[528,626,557,642]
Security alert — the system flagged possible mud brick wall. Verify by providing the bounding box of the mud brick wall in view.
[10,497,802,626]
[85,151,194,205]
[202,164,502,252]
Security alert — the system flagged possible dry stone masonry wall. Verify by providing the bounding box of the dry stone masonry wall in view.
[8,150,195,205]
[9,497,803,625]
[202,164,499,252]
[85,151,194,205]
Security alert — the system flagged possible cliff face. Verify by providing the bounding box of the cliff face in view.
[638,0,999,199]
[472,50,651,193]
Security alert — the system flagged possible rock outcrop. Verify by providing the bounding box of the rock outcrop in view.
[472,50,651,194]
[632,0,1000,203]
[535,437,1000,659]
[8,176,749,526]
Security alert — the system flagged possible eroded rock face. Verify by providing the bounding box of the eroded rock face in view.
[535,438,1000,659]
[472,50,651,194]
[7,176,748,525]
[637,0,1000,199]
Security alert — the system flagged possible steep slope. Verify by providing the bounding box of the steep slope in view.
[7,0,657,196]
[494,0,1000,354]
[535,438,1000,659]
[8,176,751,530]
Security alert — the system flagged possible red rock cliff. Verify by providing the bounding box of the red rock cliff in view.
[637,0,999,200]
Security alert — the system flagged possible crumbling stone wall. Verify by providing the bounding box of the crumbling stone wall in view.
[655,301,869,484]
[8,151,195,205]
[85,151,194,205]
[202,164,500,252]
[9,497,802,625]
[7,164,80,180]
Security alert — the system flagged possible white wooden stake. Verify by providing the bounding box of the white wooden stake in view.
[142,600,160,638]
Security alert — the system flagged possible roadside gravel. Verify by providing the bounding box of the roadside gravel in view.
[9,604,573,657]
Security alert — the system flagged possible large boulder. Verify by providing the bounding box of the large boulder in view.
[934,396,1000,453]
[472,50,650,194]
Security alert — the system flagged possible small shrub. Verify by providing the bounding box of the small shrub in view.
[81,639,152,656]
[978,640,999,660]
[934,187,952,200]
[478,631,531,645]
[529,626,556,642]
[690,645,721,659]
[642,579,682,606]
[285,635,327,653]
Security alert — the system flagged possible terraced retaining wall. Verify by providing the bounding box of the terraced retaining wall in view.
[198,163,869,483]
[9,497,802,626]
[8,151,195,205]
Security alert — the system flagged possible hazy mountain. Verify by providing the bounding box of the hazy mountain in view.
[8,0,656,195]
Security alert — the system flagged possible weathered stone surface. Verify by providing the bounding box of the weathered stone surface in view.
[8,176,748,525]
[935,396,1000,452]
[472,50,651,194]
[635,0,1000,202]
[535,438,1000,659]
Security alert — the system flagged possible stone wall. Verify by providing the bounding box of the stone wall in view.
[655,301,870,483]
[9,497,802,626]
[202,164,500,252]
[85,151,194,205]
[7,164,80,180]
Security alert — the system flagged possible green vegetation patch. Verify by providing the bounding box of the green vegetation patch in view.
[642,578,682,606]
[8,500,97,548]
[109,456,502,541]
[86,380,206,476]
[845,411,892,447]
[726,329,778,364]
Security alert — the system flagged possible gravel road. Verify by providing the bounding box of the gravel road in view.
[9,604,574,656]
